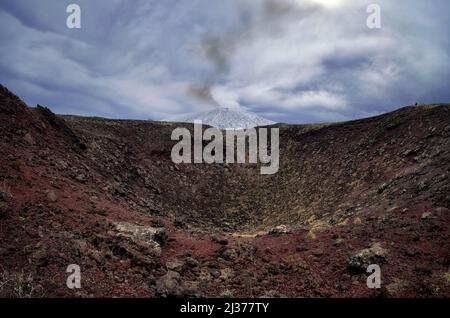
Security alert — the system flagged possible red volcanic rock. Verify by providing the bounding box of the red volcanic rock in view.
[0,85,449,297]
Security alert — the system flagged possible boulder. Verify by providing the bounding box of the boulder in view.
[212,236,229,245]
[23,133,35,145]
[113,222,167,257]
[46,190,57,203]
[348,242,388,273]
[219,247,238,261]
[269,225,290,235]
[155,271,184,298]
[312,249,324,257]
[166,259,184,272]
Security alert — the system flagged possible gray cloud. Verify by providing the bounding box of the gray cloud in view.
[0,0,449,123]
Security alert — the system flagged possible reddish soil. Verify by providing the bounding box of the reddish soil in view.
[0,84,449,298]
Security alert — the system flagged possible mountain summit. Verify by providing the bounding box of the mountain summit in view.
[167,107,275,129]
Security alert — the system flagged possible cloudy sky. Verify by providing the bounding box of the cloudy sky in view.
[0,0,449,123]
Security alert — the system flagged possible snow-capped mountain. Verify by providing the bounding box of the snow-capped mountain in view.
[166,107,275,129]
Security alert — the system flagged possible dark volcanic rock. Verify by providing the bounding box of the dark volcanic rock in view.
[348,243,388,273]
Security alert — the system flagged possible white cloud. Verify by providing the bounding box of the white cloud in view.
[279,91,348,110]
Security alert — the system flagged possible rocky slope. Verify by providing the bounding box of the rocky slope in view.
[0,84,449,298]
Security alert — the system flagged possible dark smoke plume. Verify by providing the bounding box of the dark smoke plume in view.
[188,0,316,106]
[188,83,220,106]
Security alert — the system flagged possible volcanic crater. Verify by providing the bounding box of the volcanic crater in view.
[0,84,449,298]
